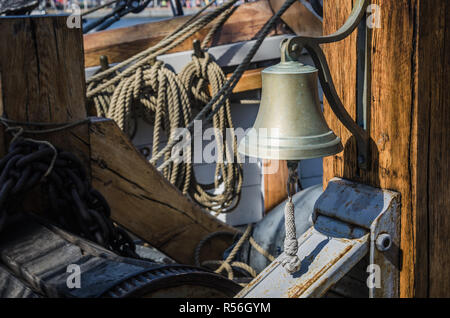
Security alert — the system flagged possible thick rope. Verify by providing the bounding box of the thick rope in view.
[195,224,275,285]
[281,197,301,273]
[150,0,296,168]
[0,117,90,178]
[86,0,297,213]
[201,5,236,49]
[179,52,242,213]
[86,0,242,210]
[86,0,239,98]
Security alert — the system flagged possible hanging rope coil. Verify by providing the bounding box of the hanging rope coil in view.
[86,0,243,212]
[105,60,194,194]
[86,0,297,214]
[86,0,239,98]
[179,52,243,213]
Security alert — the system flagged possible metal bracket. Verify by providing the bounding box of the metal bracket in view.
[282,0,371,169]
[236,178,400,298]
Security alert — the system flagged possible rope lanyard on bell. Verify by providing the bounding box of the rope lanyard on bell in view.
[281,161,302,273]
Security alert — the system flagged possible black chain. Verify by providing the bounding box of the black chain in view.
[0,137,138,258]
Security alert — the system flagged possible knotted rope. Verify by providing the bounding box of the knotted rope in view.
[281,162,301,273]
[194,224,275,286]
[281,197,301,273]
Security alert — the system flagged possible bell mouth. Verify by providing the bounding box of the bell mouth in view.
[238,129,343,161]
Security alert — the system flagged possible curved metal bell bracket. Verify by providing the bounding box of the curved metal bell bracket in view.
[283,0,370,169]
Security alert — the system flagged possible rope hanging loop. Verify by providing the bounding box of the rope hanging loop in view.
[179,50,243,214]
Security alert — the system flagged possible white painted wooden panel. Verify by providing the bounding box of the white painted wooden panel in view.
[216,184,264,226]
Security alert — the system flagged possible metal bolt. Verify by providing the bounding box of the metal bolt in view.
[376,233,392,252]
[139,147,150,158]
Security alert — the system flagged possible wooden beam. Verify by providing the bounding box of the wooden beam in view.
[83,0,289,68]
[229,67,263,94]
[420,0,449,298]
[0,15,90,219]
[269,0,323,36]
[322,0,449,297]
[206,67,263,95]
[89,119,237,264]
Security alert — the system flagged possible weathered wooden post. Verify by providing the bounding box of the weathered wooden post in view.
[0,16,89,164]
[323,0,449,297]
[0,15,236,265]
[0,15,90,216]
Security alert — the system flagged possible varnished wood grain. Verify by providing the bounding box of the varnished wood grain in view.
[422,0,449,298]
[229,67,263,94]
[89,119,237,264]
[83,0,289,67]
[263,160,289,212]
[269,0,322,36]
[323,0,449,297]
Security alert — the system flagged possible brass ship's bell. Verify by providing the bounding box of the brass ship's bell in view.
[238,60,343,160]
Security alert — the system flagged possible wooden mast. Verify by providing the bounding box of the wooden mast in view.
[323,0,449,297]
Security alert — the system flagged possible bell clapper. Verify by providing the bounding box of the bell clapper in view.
[281,161,302,274]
